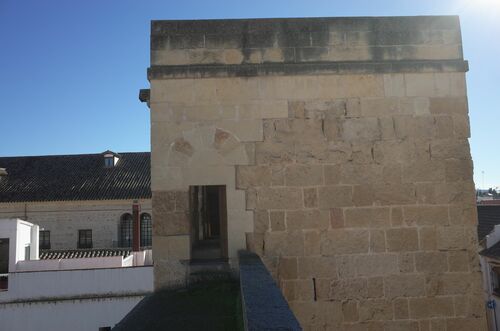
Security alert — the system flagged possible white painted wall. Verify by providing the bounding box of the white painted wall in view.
[16,256,126,272]
[0,295,143,331]
[0,266,153,302]
[0,219,38,272]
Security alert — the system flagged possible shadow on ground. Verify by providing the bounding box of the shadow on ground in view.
[113,280,244,331]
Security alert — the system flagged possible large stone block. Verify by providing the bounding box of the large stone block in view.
[414,252,448,273]
[298,256,337,279]
[264,231,304,257]
[384,274,426,299]
[303,187,318,208]
[358,299,393,322]
[355,254,398,277]
[402,160,445,183]
[386,228,419,252]
[403,205,449,226]
[410,297,455,319]
[318,185,353,208]
[285,164,324,186]
[236,165,272,189]
[278,257,298,280]
[153,211,190,236]
[321,229,369,255]
[286,209,330,230]
[330,278,368,300]
[445,318,487,331]
[429,97,468,115]
[430,139,471,160]
[340,164,384,185]
[342,117,381,141]
[255,187,303,210]
[344,207,390,228]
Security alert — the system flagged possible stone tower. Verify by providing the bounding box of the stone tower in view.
[146,16,486,330]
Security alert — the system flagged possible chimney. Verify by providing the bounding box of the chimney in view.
[0,168,7,179]
[132,202,141,252]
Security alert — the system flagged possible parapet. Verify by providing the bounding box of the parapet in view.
[149,16,465,79]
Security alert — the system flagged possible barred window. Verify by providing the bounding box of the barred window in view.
[78,229,92,249]
[39,230,51,250]
[140,213,152,247]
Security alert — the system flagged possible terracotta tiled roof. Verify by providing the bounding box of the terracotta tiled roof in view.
[39,249,131,260]
[0,152,151,202]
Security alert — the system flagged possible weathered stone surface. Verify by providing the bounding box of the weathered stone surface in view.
[286,209,330,230]
[448,251,469,272]
[255,187,303,210]
[236,166,272,188]
[330,208,345,228]
[355,254,398,277]
[264,231,304,257]
[359,299,393,321]
[153,211,190,235]
[370,229,386,253]
[285,164,324,186]
[414,252,448,273]
[321,229,369,255]
[386,228,419,252]
[403,205,449,226]
[384,274,426,299]
[150,16,484,330]
[278,257,298,280]
[253,210,269,233]
[398,253,415,273]
[344,207,390,228]
[270,211,285,231]
[446,318,487,331]
[318,185,353,208]
[303,187,318,208]
[342,300,359,322]
[330,278,368,300]
[324,164,341,185]
[367,277,384,298]
[393,298,409,319]
[298,256,337,279]
[429,97,468,115]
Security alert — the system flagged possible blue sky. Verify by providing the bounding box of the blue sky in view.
[0,0,499,188]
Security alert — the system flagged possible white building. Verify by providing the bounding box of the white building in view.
[0,218,153,331]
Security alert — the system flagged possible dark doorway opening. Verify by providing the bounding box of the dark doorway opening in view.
[190,185,228,261]
[0,238,9,290]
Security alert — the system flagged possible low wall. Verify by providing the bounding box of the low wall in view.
[16,255,127,272]
[0,295,143,331]
[0,266,153,303]
[238,251,301,331]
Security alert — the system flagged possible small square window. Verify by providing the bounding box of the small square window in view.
[78,229,92,249]
[39,230,51,250]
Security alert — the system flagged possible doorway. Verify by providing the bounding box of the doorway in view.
[190,185,228,261]
[0,238,9,290]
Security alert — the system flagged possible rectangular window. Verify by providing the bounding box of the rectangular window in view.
[78,229,92,249]
[39,230,51,250]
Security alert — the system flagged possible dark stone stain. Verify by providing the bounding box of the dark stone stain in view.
[148,60,469,80]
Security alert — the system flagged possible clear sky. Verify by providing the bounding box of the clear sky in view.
[0,0,499,188]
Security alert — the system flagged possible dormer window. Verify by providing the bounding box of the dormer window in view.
[102,151,120,168]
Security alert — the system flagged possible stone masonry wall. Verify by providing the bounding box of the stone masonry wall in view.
[0,200,152,249]
[148,17,486,330]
